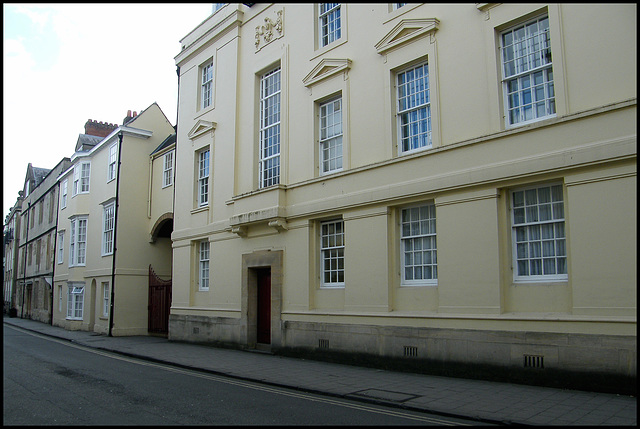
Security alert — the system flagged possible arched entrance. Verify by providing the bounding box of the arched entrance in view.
[148,213,173,336]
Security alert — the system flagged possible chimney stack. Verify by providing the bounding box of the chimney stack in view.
[123,109,138,125]
[84,119,118,137]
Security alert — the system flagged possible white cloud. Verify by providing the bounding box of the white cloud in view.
[3,3,212,221]
[11,4,52,32]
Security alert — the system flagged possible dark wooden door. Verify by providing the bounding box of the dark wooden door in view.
[256,269,271,344]
[148,265,171,335]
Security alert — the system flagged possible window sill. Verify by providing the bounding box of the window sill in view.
[310,38,348,62]
[191,205,209,215]
[319,168,344,177]
[383,3,422,25]
[505,114,557,130]
[512,279,568,286]
[195,104,215,120]
[399,144,433,157]
[400,283,438,288]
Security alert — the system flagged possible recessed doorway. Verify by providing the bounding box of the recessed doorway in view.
[256,268,271,345]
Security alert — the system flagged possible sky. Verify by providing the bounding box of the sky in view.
[3,3,214,221]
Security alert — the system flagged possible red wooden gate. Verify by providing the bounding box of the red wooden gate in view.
[148,265,171,335]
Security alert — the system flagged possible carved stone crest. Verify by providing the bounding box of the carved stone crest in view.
[255,9,283,52]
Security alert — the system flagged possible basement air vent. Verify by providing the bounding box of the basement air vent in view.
[523,354,544,368]
[193,327,200,334]
[403,346,418,357]
[319,339,330,349]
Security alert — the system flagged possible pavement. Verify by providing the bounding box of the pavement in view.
[3,315,636,426]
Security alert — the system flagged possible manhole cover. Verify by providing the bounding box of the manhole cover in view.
[348,388,420,403]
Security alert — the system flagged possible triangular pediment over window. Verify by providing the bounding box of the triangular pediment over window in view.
[303,58,352,87]
[375,18,440,55]
[188,120,216,140]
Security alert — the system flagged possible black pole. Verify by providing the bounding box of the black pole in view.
[49,181,61,325]
[20,202,31,319]
[108,132,123,337]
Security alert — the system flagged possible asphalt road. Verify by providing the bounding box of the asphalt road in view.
[3,324,487,426]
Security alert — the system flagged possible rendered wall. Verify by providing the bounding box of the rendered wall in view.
[53,103,175,336]
[170,3,636,387]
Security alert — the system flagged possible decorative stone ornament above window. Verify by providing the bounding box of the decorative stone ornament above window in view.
[188,120,216,140]
[375,18,440,55]
[303,58,352,87]
[255,9,283,52]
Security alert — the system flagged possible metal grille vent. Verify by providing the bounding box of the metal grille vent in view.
[319,339,329,349]
[404,346,418,357]
[523,354,544,368]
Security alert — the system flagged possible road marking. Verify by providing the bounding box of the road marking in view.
[5,324,471,425]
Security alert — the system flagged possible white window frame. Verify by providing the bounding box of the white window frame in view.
[501,15,555,127]
[72,166,80,196]
[319,3,342,48]
[511,183,567,282]
[102,202,115,256]
[102,282,109,317]
[400,203,437,286]
[73,162,91,196]
[320,219,345,288]
[163,151,174,188]
[80,163,91,193]
[69,216,88,267]
[197,149,210,207]
[69,221,74,266]
[67,284,84,320]
[61,179,68,209]
[199,241,210,291]
[108,143,118,182]
[57,231,64,264]
[319,97,343,175]
[259,67,281,188]
[397,62,431,154]
[58,285,62,312]
[201,60,214,110]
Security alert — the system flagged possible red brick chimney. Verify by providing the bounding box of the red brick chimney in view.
[122,110,138,125]
[84,119,118,137]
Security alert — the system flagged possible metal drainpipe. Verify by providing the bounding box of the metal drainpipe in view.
[20,202,31,319]
[108,132,123,337]
[174,67,179,216]
[166,66,180,333]
[50,181,61,325]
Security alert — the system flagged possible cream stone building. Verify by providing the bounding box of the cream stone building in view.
[53,104,176,336]
[171,3,636,390]
[14,160,72,323]
[4,193,23,316]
